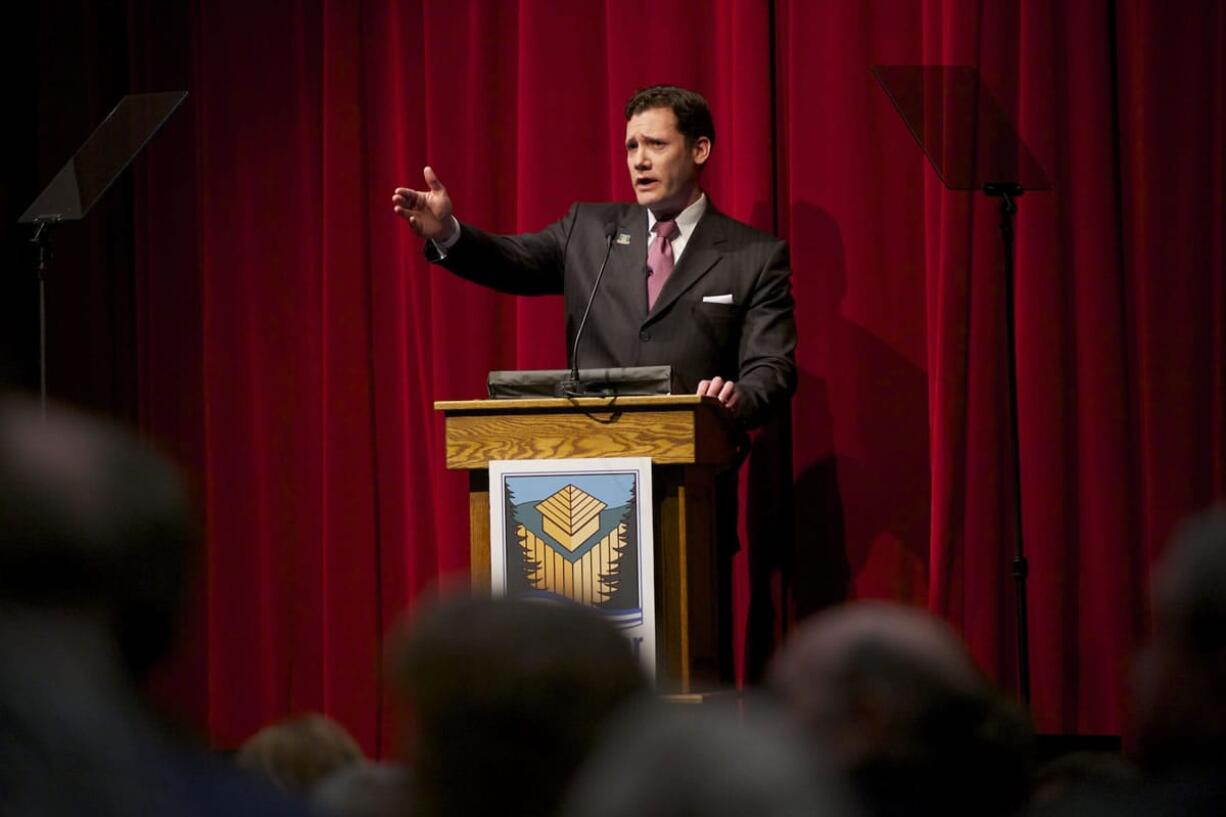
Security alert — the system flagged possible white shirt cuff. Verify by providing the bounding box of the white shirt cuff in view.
[431,216,462,255]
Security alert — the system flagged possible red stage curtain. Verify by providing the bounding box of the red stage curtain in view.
[775,0,1225,735]
[130,0,1224,751]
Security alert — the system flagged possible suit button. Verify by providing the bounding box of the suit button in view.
[639,330,651,342]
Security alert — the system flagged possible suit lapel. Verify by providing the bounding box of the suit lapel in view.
[644,207,726,325]
[603,205,650,318]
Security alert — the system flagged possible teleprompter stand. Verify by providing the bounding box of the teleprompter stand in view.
[872,65,1051,707]
[18,91,187,413]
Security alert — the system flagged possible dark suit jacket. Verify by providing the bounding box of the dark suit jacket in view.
[428,200,797,428]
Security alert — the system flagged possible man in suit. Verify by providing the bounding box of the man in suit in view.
[392,85,796,429]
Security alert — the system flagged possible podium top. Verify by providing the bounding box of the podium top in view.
[433,394,712,413]
[433,395,741,469]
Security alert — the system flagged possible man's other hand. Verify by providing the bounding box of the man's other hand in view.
[697,376,739,412]
[392,166,456,241]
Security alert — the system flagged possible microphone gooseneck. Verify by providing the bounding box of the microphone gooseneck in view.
[564,221,618,396]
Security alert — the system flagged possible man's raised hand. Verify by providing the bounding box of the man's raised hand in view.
[392,166,457,241]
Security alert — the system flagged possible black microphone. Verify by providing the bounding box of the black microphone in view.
[563,220,618,396]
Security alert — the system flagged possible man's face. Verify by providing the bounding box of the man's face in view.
[625,106,710,218]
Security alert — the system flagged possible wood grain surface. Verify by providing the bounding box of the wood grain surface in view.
[439,396,731,693]
[435,396,738,470]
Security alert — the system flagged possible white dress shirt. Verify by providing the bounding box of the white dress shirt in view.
[647,193,707,264]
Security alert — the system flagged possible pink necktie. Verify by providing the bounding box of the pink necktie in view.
[646,219,678,310]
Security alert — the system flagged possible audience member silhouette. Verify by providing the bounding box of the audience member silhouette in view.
[768,601,1033,817]
[310,761,412,817]
[0,397,308,817]
[392,595,647,817]
[561,698,853,817]
[1030,507,1226,817]
[1029,750,1138,807]
[1134,505,1226,772]
[1121,505,1226,814]
[236,712,365,796]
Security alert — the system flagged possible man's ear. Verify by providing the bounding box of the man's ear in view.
[692,136,712,168]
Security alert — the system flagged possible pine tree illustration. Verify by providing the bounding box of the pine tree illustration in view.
[624,479,638,544]
[603,478,639,609]
[504,484,539,592]
[518,525,541,589]
[598,522,628,606]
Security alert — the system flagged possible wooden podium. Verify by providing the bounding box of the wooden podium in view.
[434,394,741,693]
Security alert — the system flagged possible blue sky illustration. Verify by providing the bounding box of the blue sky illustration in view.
[503,472,636,506]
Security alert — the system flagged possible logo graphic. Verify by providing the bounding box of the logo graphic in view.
[503,474,642,627]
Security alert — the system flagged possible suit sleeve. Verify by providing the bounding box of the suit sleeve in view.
[734,239,797,428]
[422,204,580,296]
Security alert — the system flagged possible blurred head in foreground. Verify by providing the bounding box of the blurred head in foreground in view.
[1030,749,1139,806]
[1134,505,1226,772]
[392,594,647,817]
[562,698,853,817]
[236,713,365,796]
[0,397,203,815]
[310,761,412,817]
[0,397,198,673]
[768,601,1033,817]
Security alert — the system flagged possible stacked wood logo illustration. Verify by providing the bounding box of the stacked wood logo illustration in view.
[517,484,629,606]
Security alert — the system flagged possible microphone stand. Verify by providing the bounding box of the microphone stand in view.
[561,230,617,397]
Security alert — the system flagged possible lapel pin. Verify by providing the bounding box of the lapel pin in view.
[616,232,632,245]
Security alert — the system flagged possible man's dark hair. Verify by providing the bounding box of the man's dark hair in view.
[625,85,716,146]
[393,595,647,817]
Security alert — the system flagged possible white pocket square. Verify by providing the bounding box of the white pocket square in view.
[702,294,734,305]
